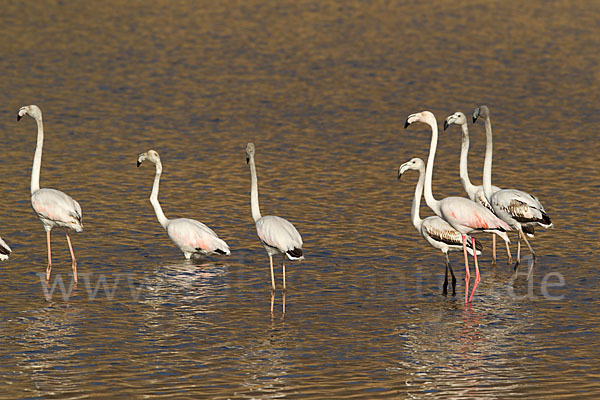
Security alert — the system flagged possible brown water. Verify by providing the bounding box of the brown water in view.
[0,0,598,398]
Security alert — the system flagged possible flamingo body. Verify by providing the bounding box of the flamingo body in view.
[256,215,304,260]
[18,104,82,282]
[473,105,553,265]
[166,218,230,259]
[246,142,303,291]
[137,150,230,260]
[31,188,83,232]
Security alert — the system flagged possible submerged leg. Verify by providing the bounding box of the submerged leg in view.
[65,230,78,283]
[46,230,52,281]
[462,235,470,306]
[469,237,481,303]
[269,254,276,291]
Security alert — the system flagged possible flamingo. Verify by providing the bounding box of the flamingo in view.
[444,111,512,264]
[0,236,11,261]
[137,150,230,259]
[404,111,511,304]
[398,157,483,296]
[245,143,303,291]
[473,105,553,270]
[17,105,83,283]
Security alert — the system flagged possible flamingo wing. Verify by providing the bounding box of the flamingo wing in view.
[167,218,230,255]
[493,189,552,227]
[31,188,83,230]
[422,217,482,251]
[256,215,303,256]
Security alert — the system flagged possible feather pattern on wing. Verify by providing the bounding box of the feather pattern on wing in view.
[492,189,552,228]
[422,217,483,251]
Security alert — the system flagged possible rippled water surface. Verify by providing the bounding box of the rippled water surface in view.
[0,1,598,398]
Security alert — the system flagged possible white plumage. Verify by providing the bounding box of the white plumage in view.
[444,111,512,264]
[405,111,512,304]
[398,157,482,296]
[246,143,303,291]
[18,105,82,282]
[0,236,11,261]
[473,105,553,267]
[137,150,230,259]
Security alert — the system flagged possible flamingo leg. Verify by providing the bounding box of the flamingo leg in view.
[491,234,496,265]
[443,254,449,296]
[282,254,287,291]
[462,235,470,305]
[449,262,456,297]
[469,237,481,303]
[282,291,286,315]
[65,230,78,283]
[505,239,513,265]
[46,230,52,281]
[519,229,536,260]
[269,254,276,291]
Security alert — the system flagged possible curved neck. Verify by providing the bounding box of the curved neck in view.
[410,166,425,231]
[459,122,478,198]
[423,119,442,215]
[248,155,262,222]
[150,161,169,229]
[31,115,44,194]
[482,116,494,199]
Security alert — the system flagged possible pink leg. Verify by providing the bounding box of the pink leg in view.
[492,234,497,265]
[462,235,470,306]
[505,239,513,264]
[65,230,78,283]
[469,237,481,303]
[46,230,52,281]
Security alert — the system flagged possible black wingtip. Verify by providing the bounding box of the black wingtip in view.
[214,248,227,255]
[286,248,303,259]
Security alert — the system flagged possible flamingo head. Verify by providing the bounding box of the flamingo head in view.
[443,111,467,131]
[246,142,255,164]
[472,105,490,123]
[17,105,42,121]
[397,157,425,180]
[137,149,161,167]
[404,111,436,129]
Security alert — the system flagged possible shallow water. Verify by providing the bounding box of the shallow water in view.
[0,0,598,398]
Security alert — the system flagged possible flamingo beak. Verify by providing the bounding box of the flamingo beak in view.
[17,114,22,121]
[137,160,142,167]
[246,156,249,164]
[404,119,410,129]
[443,120,449,130]
[473,108,481,123]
